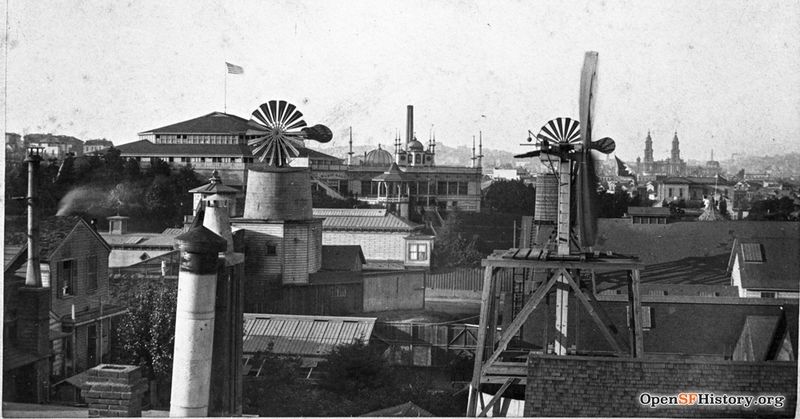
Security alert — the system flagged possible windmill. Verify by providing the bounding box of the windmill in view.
[515,52,616,256]
[246,100,332,167]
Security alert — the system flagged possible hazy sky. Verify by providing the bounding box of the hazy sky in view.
[4,0,799,161]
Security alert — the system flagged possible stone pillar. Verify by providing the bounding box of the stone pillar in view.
[170,226,226,417]
[82,364,147,417]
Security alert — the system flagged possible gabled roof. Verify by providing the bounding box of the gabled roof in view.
[313,208,421,232]
[242,313,376,357]
[728,237,800,291]
[139,112,259,135]
[735,315,783,361]
[5,217,109,276]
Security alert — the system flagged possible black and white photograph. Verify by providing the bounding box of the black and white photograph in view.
[2,0,798,417]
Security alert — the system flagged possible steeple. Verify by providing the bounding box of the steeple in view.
[644,130,653,164]
[471,135,477,168]
[671,131,681,162]
[477,131,484,168]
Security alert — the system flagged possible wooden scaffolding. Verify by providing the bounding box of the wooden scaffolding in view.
[465,247,645,417]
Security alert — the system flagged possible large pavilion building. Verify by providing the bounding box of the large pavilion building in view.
[117,105,482,215]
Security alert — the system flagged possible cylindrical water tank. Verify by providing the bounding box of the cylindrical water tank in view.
[243,167,312,220]
[534,174,558,223]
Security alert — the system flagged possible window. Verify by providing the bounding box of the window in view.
[333,286,348,298]
[57,259,76,297]
[668,188,674,197]
[181,157,190,163]
[408,243,428,261]
[761,292,776,299]
[266,244,277,256]
[87,255,98,291]
[458,182,469,195]
[437,181,448,195]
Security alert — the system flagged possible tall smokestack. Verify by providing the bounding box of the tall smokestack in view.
[170,226,226,417]
[406,105,413,148]
[25,147,43,287]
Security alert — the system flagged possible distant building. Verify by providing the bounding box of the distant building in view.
[627,206,671,224]
[83,139,114,155]
[656,175,735,203]
[728,237,800,299]
[118,106,483,214]
[637,131,686,177]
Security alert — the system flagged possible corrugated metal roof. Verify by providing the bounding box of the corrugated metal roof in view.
[313,208,387,217]
[316,211,421,232]
[243,314,376,356]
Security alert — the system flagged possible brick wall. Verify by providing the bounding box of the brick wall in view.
[81,364,147,417]
[525,354,797,417]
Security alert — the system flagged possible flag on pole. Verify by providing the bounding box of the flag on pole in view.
[226,62,244,74]
[615,156,637,180]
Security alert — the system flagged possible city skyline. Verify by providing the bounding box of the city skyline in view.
[4,0,799,161]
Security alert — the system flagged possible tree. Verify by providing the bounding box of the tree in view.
[718,197,729,219]
[318,340,394,394]
[483,179,535,214]
[111,280,177,381]
[432,213,484,269]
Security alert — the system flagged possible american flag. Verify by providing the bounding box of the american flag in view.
[226,62,244,74]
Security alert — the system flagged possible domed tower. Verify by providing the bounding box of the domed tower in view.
[364,145,393,167]
[396,105,435,167]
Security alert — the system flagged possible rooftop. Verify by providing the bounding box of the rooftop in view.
[729,237,800,291]
[139,112,258,135]
[312,208,421,232]
[242,313,376,358]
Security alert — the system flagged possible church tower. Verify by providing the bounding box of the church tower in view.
[670,131,681,162]
[643,131,654,173]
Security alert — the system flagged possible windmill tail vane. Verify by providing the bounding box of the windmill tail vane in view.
[247,100,332,167]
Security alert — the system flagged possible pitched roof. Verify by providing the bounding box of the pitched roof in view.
[139,112,259,135]
[5,217,110,276]
[593,219,799,288]
[729,237,800,291]
[314,209,421,232]
[242,313,376,357]
[373,163,409,182]
[735,315,782,361]
[321,245,366,271]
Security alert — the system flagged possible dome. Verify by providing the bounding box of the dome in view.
[364,146,393,166]
[408,139,425,151]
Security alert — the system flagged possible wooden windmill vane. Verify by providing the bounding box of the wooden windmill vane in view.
[246,100,332,167]
[515,51,616,256]
[465,52,646,418]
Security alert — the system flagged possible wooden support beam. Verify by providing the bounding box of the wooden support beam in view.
[467,267,499,417]
[562,270,625,354]
[478,378,519,417]
[585,284,630,351]
[627,269,645,357]
[482,258,644,271]
[483,268,563,369]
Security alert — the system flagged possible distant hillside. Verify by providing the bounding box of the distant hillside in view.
[720,152,800,179]
[23,133,85,147]
[317,143,519,168]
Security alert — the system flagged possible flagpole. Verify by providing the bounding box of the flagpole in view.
[224,64,227,114]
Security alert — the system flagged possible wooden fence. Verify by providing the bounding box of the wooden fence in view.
[425,268,516,293]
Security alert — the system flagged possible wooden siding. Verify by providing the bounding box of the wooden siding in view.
[321,231,407,261]
[363,272,425,312]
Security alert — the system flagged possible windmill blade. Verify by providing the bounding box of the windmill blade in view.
[576,51,600,250]
[591,137,616,154]
[514,150,542,158]
[301,124,333,143]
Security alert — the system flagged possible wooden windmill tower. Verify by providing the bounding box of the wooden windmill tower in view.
[466,52,645,417]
